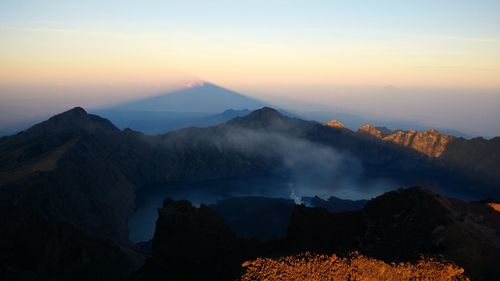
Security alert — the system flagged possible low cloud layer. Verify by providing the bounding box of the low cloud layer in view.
[219,127,397,201]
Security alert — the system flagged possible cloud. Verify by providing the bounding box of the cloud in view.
[213,127,395,200]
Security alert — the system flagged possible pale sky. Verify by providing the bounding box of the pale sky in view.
[1,0,499,136]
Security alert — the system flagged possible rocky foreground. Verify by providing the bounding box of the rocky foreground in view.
[241,252,468,281]
[136,187,500,281]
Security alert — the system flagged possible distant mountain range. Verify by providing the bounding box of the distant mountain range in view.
[92,108,253,134]
[327,119,500,184]
[87,81,473,137]
[1,106,498,239]
[297,110,473,138]
[1,81,477,139]
[1,106,499,280]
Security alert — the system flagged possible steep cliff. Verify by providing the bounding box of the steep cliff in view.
[138,199,258,281]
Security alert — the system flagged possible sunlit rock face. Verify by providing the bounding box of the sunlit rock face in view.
[489,203,500,213]
[358,124,386,138]
[358,124,454,157]
[383,129,454,157]
[240,252,469,281]
[323,120,345,129]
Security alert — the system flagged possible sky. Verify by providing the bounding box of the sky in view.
[1,0,499,136]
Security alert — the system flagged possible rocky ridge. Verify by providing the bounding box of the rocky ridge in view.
[323,119,345,128]
[358,125,454,157]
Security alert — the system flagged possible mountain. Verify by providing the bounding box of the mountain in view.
[0,107,146,242]
[92,108,252,135]
[355,124,500,184]
[302,195,367,212]
[2,107,499,243]
[1,106,500,280]
[110,82,267,113]
[2,107,498,241]
[358,125,453,157]
[90,81,267,134]
[299,110,473,138]
[323,119,346,129]
[138,199,252,281]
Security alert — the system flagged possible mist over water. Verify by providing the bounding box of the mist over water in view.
[129,127,403,242]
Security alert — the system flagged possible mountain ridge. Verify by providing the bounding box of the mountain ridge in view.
[1,107,500,280]
[357,124,454,157]
[1,106,499,246]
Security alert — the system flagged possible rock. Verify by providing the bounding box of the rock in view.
[358,124,384,138]
[323,120,345,128]
[488,203,500,213]
[139,199,248,281]
[383,129,454,157]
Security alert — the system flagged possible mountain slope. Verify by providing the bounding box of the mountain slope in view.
[357,125,453,157]
[3,107,499,280]
[1,106,499,246]
[142,107,498,199]
[0,107,149,242]
[355,124,500,183]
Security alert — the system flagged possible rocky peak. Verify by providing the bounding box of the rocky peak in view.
[220,108,251,116]
[226,107,292,130]
[358,124,394,138]
[383,129,454,157]
[324,120,345,129]
[358,124,383,138]
[24,107,120,137]
[222,108,237,114]
[376,126,394,137]
[145,198,243,281]
[357,124,453,157]
[488,203,500,213]
[248,107,283,119]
